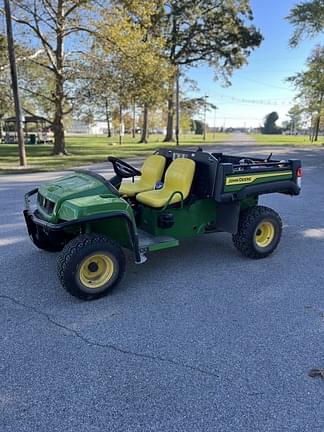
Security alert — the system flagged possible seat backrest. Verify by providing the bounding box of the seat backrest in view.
[164,158,196,199]
[141,155,166,185]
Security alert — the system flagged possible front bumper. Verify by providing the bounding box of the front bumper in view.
[23,188,70,246]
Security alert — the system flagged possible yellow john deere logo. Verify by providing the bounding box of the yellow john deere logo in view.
[225,171,292,186]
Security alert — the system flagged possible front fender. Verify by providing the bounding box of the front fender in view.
[57,194,134,222]
[57,194,138,252]
[25,189,141,262]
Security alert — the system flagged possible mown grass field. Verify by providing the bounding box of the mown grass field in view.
[251,133,324,146]
[0,133,230,173]
[1,132,323,174]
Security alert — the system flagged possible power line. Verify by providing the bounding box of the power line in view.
[246,55,308,62]
[234,76,292,91]
[215,94,293,105]
[206,116,263,120]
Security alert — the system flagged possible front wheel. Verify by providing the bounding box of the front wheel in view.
[232,206,282,259]
[57,233,125,300]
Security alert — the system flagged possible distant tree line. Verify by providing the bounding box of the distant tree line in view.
[259,0,323,140]
[0,0,262,155]
[285,0,324,141]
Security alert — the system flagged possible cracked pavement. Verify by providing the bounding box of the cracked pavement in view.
[1,140,324,431]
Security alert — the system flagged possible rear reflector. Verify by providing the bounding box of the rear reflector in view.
[296,167,303,177]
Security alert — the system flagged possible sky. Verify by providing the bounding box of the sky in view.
[187,0,323,129]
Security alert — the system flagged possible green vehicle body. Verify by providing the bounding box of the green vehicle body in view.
[24,148,302,263]
[31,181,259,257]
[37,173,134,247]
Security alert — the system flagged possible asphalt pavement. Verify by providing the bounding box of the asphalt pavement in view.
[1,139,324,431]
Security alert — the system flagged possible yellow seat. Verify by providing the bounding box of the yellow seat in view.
[136,158,196,208]
[119,155,166,197]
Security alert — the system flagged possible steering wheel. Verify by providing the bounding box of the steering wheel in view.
[108,156,142,178]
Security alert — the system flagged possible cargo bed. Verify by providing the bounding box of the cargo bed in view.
[158,148,302,203]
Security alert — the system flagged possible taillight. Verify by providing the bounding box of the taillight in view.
[296,167,302,188]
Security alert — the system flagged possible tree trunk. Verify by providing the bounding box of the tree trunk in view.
[4,0,27,166]
[53,110,66,154]
[314,94,323,142]
[164,80,175,142]
[314,114,320,141]
[53,77,67,154]
[309,115,314,141]
[105,98,111,137]
[119,104,123,145]
[164,95,174,142]
[164,16,177,143]
[53,0,67,156]
[175,67,180,146]
[132,101,136,138]
[139,104,148,143]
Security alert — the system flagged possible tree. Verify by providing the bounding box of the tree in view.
[192,119,205,135]
[156,0,262,141]
[287,105,302,133]
[4,0,26,166]
[0,34,13,137]
[287,46,324,141]
[261,112,281,135]
[94,2,172,143]
[286,0,324,47]
[0,34,45,139]
[5,1,98,155]
[73,73,117,138]
[181,97,216,118]
[180,112,191,133]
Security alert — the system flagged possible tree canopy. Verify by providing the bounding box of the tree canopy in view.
[286,0,324,47]
[288,45,324,140]
[261,111,281,135]
[4,0,99,154]
[158,0,263,140]
[1,0,264,151]
[162,0,262,71]
[0,34,12,122]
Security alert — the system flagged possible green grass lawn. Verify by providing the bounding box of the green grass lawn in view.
[2,132,323,174]
[0,133,230,174]
[251,133,324,146]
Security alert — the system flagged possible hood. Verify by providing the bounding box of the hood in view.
[37,171,111,221]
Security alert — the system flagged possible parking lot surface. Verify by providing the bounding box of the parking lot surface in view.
[1,141,324,431]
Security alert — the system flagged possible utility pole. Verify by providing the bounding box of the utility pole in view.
[132,100,136,139]
[203,94,209,141]
[213,105,218,140]
[119,104,123,145]
[4,0,27,167]
[175,67,180,146]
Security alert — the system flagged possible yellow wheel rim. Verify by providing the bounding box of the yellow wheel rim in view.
[79,254,115,289]
[255,221,275,248]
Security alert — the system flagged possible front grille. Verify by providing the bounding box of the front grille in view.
[37,193,55,214]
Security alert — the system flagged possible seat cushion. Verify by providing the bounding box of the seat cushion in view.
[119,155,166,197]
[136,158,196,208]
[135,188,182,208]
[119,180,152,197]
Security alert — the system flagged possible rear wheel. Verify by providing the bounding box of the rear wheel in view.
[57,233,125,300]
[232,206,282,259]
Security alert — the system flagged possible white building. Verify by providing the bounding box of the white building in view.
[67,119,109,135]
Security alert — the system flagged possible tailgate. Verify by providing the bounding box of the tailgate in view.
[215,159,302,201]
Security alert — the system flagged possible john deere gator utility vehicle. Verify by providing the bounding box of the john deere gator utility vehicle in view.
[24,148,302,300]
